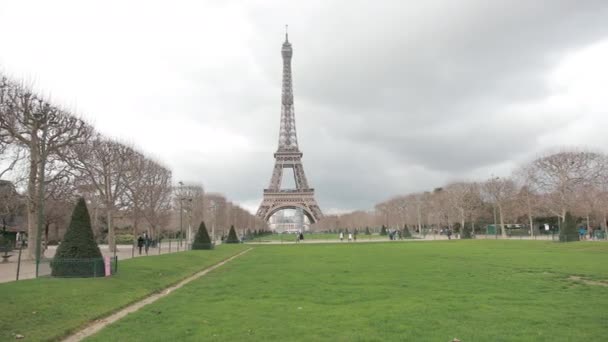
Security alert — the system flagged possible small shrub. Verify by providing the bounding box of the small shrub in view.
[380,225,388,236]
[559,211,579,243]
[225,225,240,244]
[115,234,134,245]
[51,198,104,277]
[402,225,413,238]
[461,224,473,239]
[192,221,213,250]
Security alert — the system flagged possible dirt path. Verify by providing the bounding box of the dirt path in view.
[62,248,252,342]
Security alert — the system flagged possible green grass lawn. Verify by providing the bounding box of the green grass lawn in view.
[88,240,608,341]
[0,244,247,341]
[249,232,390,242]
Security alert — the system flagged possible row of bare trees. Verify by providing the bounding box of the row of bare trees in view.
[314,151,608,238]
[0,75,265,258]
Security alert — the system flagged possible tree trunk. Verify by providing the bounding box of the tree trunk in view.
[526,193,534,237]
[603,214,607,240]
[26,146,38,259]
[107,206,115,253]
[417,205,422,233]
[498,204,507,238]
[132,210,139,258]
[460,209,465,235]
[92,204,99,240]
[44,223,49,248]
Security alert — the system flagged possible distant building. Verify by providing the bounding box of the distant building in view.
[0,179,26,233]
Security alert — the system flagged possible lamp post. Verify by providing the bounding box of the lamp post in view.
[178,181,183,250]
[208,200,217,244]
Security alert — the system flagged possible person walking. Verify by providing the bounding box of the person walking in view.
[144,232,150,254]
[339,232,344,242]
[447,228,453,240]
[348,233,353,242]
[137,235,144,255]
[299,232,304,242]
[578,226,586,241]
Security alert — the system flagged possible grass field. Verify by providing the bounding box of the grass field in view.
[88,240,608,341]
[0,244,247,341]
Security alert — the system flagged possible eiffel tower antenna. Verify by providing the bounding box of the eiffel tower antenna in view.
[256,32,323,226]
[285,24,288,41]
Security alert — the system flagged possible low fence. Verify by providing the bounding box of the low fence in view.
[1,237,204,283]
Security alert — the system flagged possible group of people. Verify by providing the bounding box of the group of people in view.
[295,232,304,243]
[578,226,602,240]
[136,232,151,255]
[338,232,357,242]
[440,227,454,240]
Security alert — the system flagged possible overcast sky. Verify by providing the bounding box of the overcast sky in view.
[1,0,608,214]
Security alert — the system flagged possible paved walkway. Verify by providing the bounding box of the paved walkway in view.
[245,234,557,245]
[0,242,197,283]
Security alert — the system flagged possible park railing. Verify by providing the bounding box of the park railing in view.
[1,235,211,283]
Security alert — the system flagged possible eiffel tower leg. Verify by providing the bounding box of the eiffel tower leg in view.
[268,163,283,190]
[293,163,309,189]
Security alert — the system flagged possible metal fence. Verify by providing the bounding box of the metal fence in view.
[0,237,204,283]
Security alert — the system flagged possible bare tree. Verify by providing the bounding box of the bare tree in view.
[482,176,516,238]
[524,151,607,222]
[67,135,133,252]
[0,77,91,258]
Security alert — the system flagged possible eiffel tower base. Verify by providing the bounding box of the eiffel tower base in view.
[256,190,322,224]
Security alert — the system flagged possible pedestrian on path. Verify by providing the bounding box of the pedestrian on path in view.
[137,235,144,255]
[348,233,353,242]
[339,232,344,241]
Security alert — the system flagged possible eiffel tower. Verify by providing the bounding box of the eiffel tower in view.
[256,31,323,224]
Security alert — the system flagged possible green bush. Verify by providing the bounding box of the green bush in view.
[559,212,579,243]
[0,234,13,254]
[192,221,213,250]
[115,234,134,245]
[51,198,104,277]
[380,225,387,236]
[402,225,413,238]
[225,225,240,244]
[461,224,473,239]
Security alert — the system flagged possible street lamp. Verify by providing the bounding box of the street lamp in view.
[177,181,192,249]
[208,200,218,244]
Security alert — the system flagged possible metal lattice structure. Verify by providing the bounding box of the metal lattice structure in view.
[256,32,323,224]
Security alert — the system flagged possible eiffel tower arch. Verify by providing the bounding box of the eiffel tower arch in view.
[256,31,323,224]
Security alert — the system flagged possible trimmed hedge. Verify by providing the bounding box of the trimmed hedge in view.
[225,225,240,244]
[192,221,214,250]
[51,198,104,277]
[559,211,579,243]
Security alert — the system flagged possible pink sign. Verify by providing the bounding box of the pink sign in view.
[104,256,111,277]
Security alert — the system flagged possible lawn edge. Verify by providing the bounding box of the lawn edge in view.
[51,246,252,342]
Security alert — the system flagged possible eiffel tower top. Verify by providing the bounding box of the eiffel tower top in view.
[278,28,298,152]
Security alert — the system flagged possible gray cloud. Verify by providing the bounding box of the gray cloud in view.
[2,0,608,213]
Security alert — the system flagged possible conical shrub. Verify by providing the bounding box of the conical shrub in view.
[192,221,213,250]
[559,211,579,242]
[402,225,413,238]
[51,198,104,277]
[225,225,240,244]
[461,224,473,239]
[380,225,387,236]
